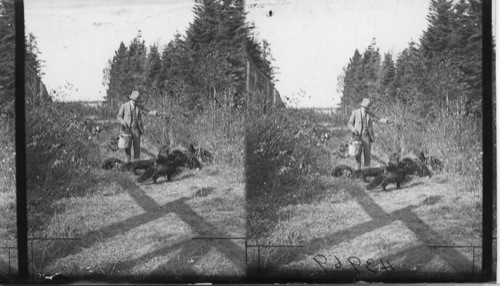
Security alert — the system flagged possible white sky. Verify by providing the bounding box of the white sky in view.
[246,0,431,107]
[25,0,196,102]
[25,0,432,107]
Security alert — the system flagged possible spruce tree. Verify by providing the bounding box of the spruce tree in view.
[145,44,162,93]
[0,0,15,115]
[127,31,147,96]
[105,42,129,103]
[377,52,396,101]
[339,49,363,110]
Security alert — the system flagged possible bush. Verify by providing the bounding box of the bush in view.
[26,97,101,231]
[245,108,336,237]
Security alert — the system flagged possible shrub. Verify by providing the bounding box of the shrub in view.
[26,97,101,231]
[245,108,336,237]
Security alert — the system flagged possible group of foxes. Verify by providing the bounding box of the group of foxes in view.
[332,151,444,191]
[103,134,444,191]
[102,144,213,184]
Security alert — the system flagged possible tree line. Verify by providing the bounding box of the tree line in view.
[103,0,275,111]
[0,0,49,118]
[338,0,486,119]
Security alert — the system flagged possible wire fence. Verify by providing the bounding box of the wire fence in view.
[25,63,50,101]
[245,55,284,114]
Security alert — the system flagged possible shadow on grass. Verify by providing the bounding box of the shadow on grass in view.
[252,184,475,281]
[32,171,245,282]
[134,172,197,186]
[367,181,426,193]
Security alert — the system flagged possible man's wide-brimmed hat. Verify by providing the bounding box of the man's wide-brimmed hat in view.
[360,98,371,108]
[129,90,142,102]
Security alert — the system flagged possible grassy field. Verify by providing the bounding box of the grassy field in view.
[25,117,246,283]
[245,109,485,282]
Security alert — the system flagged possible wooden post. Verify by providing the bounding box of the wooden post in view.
[15,0,29,279]
[246,59,250,92]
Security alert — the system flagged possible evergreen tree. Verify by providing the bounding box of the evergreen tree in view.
[420,0,454,59]
[450,0,482,116]
[338,49,363,110]
[1,0,47,115]
[337,0,488,120]
[377,52,396,101]
[418,0,483,116]
[338,40,381,111]
[145,44,162,93]
[104,0,275,111]
[160,33,192,98]
[0,0,15,115]
[361,38,381,99]
[127,31,147,96]
[105,42,128,103]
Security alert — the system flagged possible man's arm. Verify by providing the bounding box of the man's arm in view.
[347,111,358,134]
[117,104,127,126]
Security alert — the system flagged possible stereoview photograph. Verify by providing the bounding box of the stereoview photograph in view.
[0,0,494,284]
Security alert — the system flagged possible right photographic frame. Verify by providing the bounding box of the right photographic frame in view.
[243,0,495,282]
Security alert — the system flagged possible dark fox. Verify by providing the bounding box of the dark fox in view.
[171,149,202,170]
[399,157,432,178]
[125,159,155,174]
[137,154,182,184]
[353,167,385,182]
[398,157,418,174]
[189,144,214,164]
[332,164,353,178]
[366,168,405,191]
[102,157,154,174]
[419,152,444,172]
[367,153,406,191]
[157,145,170,161]
[332,165,384,182]
[137,145,202,184]
[102,157,123,170]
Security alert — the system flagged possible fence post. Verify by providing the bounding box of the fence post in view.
[246,59,250,92]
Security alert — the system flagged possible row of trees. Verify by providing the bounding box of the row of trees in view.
[103,0,275,111]
[0,0,49,118]
[338,0,485,119]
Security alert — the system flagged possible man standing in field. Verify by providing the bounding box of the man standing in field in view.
[117,90,158,163]
[348,98,391,170]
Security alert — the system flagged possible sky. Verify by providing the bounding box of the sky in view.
[25,0,196,102]
[245,0,431,107]
[25,0,433,107]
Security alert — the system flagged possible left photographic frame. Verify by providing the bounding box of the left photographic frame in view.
[11,0,249,283]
